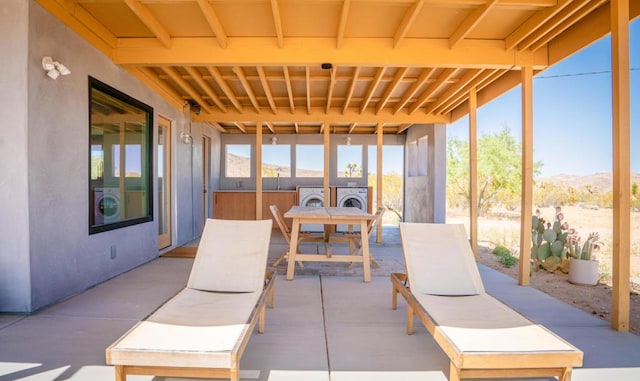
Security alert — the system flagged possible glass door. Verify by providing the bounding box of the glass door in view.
[158,116,171,249]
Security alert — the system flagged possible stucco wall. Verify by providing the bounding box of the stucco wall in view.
[0,1,219,313]
[404,124,446,223]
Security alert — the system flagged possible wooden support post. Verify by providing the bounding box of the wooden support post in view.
[518,67,533,286]
[323,123,330,207]
[256,122,263,220]
[610,0,631,332]
[468,88,478,257]
[376,122,383,243]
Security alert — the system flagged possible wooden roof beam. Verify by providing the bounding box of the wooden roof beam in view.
[233,122,247,133]
[376,67,408,114]
[294,122,299,133]
[257,66,277,114]
[337,0,351,49]
[505,0,572,51]
[161,66,213,114]
[283,66,295,113]
[518,0,591,51]
[393,68,434,114]
[270,0,284,48]
[443,69,510,115]
[207,67,242,113]
[265,122,275,134]
[343,66,360,114]
[305,67,311,114]
[208,121,227,133]
[184,67,226,113]
[449,0,498,49]
[529,0,607,52]
[123,0,171,49]
[424,69,482,114]
[70,2,118,48]
[326,67,337,114]
[348,123,357,134]
[232,66,260,113]
[397,124,412,134]
[196,0,227,49]
[409,68,456,114]
[394,0,425,48]
[360,67,386,114]
[127,66,184,110]
[437,68,502,115]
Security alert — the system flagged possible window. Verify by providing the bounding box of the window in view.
[262,144,291,177]
[337,145,363,178]
[89,77,153,234]
[296,145,324,177]
[226,144,251,177]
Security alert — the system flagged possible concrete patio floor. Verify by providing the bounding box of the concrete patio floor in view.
[1,227,640,381]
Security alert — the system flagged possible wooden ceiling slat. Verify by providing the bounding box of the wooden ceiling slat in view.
[326,67,337,114]
[283,66,295,113]
[376,67,408,114]
[393,68,434,114]
[233,122,247,133]
[393,0,425,48]
[185,67,226,113]
[441,68,509,115]
[270,0,284,48]
[208,121,227,133]
[123,0,171,49]
[343,66,360,114]
[435,68,498,114]
[449,0,499,49]
[424,69,483,114]
[360,67,386,113]
[72,2,118,48]
[505,0,572,50]
[337,0,352,49]
[207,66,242,113]
[161,66,212,114]
[265,122,275,133]
[233,66,261,113]
[257,66,277,114]
[196,0,228,49]
[348,122,357,134]
[305,67,311,114]
[409,68,456,114]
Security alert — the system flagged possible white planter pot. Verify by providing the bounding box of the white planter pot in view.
[568,258,599,286]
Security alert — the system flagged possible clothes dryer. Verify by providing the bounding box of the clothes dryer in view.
[94,187,121,224]
[336,187,368,232]
[297,187,330,232]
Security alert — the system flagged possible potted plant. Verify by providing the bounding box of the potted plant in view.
[567,231,602,286]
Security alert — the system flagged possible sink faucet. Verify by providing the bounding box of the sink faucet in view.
[276,172,280,191]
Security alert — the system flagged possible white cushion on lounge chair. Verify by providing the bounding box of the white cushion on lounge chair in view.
[400,223,484,296]
[188,219,272,293]
[415,293,576,353]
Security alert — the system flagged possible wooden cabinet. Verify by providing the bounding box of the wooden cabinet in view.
[213,191,298,228]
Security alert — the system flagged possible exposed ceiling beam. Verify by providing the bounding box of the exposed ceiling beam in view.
[326,67,337,114]
[449,0,498,49]
[336,0,351,49]
[126,66,183,110]
[376,67,408,114]
[343,66,360,114]
[161,66,213,114]
[409,68,456,114]
[206,66,242,112]
[305,67,311,114]
[393,68,433,114]
[208,121,227,133]
[397,124,412,134]
[232,66,260,113]
[123,0,171,49]
[257,66,277,114]
[348,123,357,134]
[394,0,425,48]
[113,37,549,69]
[424,69,482,114]
[265,122,275,134]
[283,66,295,113]
[195,0,227,49]
[505,0,572,50]
[439,69,505,115]
[233,122,247,133]
[294,122,299,133]
[270,0,284,48]
[360,67,386,113]
[517,0,591,51]
[184,66,226,112]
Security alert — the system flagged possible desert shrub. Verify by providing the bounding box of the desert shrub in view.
[492,245,511,257]
[493,245,518,268]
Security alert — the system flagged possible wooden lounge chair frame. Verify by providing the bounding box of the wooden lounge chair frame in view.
[270,204,325,267]
[391,223,583,381]
[106,219,275,381]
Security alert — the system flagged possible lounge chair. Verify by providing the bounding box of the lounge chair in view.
[106,218,275,381]
[391,223,583,381]
[342,207,385,268]
[270,204,325,267]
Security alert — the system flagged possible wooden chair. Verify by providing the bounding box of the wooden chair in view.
[342,207,385,268]
[106,219,275,381]
[391,223,583,381]
[270,204,324,267]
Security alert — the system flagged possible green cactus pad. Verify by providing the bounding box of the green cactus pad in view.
[537,242,551,260]
[550,240,564,257]
[543,229,557,243]
[553,221,562,234]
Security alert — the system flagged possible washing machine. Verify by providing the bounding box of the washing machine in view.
[94,187,121,224]
[336,187,368,232]
[298,187,330,232]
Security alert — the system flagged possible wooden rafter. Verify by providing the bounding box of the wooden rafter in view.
[343,66,360,114]
[449,0,498,49]
[270,0,284,48]
[394,0,425,48]
[348,123,357,134]
[326,67,337,114]
[282,66,295,113]
[393,68,434,114]
[337,0,351,49]
[409,68,456,114]
[233,66,260,113]
[123,0,171,49]
[233,122,246,133]
[130,66,183,109]
[439,69,505,115]
[505,0,572,50]
[208,121,227,133]
[257,67,277,114]
[196,0,227,49]
[305,67,311,114]
[265,122,275,133]
[206,67,242,113]
[424,69,482,114]
[518,0,591,51]
[161,66,212,113]
[376,67,408,114]
[397,124,412,134]
[184,67,226,113]
[71,2,118,48]
[360,67,386,113]
[294,122,299,133]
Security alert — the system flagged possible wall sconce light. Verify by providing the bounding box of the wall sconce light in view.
[346,136,352,146]
[42,56,71,80]
[271,136,278,145]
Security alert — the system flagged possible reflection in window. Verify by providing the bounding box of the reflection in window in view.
[89,77,152,234]
[226,144,251,177]
[296,145,324,177]
[262,144,291,177]
[337,145,363,178]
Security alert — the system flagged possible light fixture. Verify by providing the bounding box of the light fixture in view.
[180,102,193,144]
[42,56,71,80]
[346,136,352,146]
[271,136,278,145]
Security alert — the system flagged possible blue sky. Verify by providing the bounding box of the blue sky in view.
[449,19,639,177]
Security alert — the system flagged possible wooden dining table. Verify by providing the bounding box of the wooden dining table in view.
[284,206,374,282]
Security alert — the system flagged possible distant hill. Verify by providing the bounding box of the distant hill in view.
[537,172,640,192]
[227,153,322,177]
